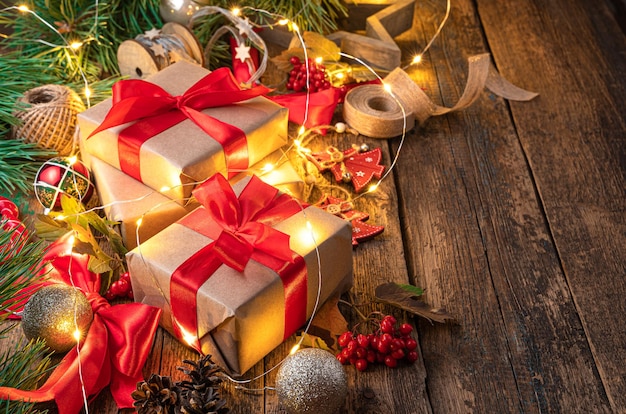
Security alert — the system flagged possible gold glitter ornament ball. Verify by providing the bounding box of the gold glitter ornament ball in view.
[22,285,93,353]
[276,348,348,414]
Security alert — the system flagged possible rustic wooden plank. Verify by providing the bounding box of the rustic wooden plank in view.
[475,0,626,411]
[390,0,616,412]
[365,0,415,40]
[327,31,401,70]
[339,0,399,32]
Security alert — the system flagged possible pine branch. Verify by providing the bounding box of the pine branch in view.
[0,226,47,318]
[0,226,53,414]
[1,0,162,79]
[0,139,56,197]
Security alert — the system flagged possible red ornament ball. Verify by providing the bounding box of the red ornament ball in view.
[34,157,93,210]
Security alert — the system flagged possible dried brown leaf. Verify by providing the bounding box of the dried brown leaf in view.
[307,294,349,351]
[270,31,341,74]
[375,282,456,324]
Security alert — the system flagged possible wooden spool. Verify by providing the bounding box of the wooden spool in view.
[117,22,204,79]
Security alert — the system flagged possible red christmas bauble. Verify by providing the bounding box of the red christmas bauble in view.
[34,157,93,210]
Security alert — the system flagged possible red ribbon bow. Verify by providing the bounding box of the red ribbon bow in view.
[170,174,308,352]
[88,67,271,181]
[0,235,162,414]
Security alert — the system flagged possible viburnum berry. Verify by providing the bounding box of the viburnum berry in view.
[285,56,331,93]
[335,314,419,372]
[338,331,352,348]
[405,338,418,351]
[384,355,398,368]
[399,323,413,336]
[406,351,419,363]
[104,272,133,301]
[355,358,368,372]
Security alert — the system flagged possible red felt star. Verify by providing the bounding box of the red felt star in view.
[318,194,384,246]
[306,146,385,192]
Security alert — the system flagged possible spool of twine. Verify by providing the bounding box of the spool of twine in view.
[12,84,86,156]
[117,22,204,79]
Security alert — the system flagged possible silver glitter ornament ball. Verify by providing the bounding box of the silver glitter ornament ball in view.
[276,348,347,414]
[22,284,93,353]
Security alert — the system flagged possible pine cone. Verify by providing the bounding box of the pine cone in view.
[177,355,229,414]
[132,373,181,414]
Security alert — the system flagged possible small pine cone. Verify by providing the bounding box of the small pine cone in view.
[132,373,180,414]
[177,355,229,414]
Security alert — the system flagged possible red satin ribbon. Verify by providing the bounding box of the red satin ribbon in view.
[170,174,308,352]
[0,234,161,414]
[268,87,341,131]
[87,67,270,181]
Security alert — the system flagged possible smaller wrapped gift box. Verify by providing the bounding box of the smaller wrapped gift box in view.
[126,175,353,376]
[90,156,199,249]
[78,61,288,203]
[91,151,305,249]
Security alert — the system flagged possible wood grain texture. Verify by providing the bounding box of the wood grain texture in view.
[390,0,621,412]
[475,0,626,410]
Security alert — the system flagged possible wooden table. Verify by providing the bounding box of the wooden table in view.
[3,0,626,412]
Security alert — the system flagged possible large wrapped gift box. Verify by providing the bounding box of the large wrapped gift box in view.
[126,175,352,375]
[78,61,288,203]
[91,152,306,249]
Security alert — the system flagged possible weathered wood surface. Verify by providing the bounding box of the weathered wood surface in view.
[1,0,625,412]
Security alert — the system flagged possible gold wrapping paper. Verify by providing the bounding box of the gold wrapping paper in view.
[126,177,353,376]
[92,152,305,249]
[78,61,288,203]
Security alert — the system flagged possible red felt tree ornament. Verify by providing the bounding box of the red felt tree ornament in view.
[318,194,384,246]
[306,145,385,192]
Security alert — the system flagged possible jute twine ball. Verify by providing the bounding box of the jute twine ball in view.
[12,84,85,156]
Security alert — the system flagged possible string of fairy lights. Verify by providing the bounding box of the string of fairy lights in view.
[1,0,452,408]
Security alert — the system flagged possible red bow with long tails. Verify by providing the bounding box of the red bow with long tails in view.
[88,67,270,181]
[170,174,308,352]
[0,234,162,414]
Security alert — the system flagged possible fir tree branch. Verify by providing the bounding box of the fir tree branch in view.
[0,225,53,414]
[0,139,56,197]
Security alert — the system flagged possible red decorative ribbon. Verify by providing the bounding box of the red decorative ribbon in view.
[170,174,308,352]
[87,67,270,181]
[268,87,341,130]
[0,234,162,414]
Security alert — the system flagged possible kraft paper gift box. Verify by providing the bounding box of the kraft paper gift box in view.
[126,174,353,376]
[91,152,306,250]
[78,60,288,203]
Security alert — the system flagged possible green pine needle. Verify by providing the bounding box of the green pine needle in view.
[0,226,54,414]
[0,139,56,196]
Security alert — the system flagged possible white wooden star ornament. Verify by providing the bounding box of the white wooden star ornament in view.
[236,18,253,36]
[150,43,167,57]
[144,28,162,40]
[234,43,251,63]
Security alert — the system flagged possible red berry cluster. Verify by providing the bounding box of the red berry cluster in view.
[286,56,331,93]
[336,315,418,371]
[105,271,133,301]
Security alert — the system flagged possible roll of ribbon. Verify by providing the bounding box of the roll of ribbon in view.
[343,85,416,139]
[343,53,538,138]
